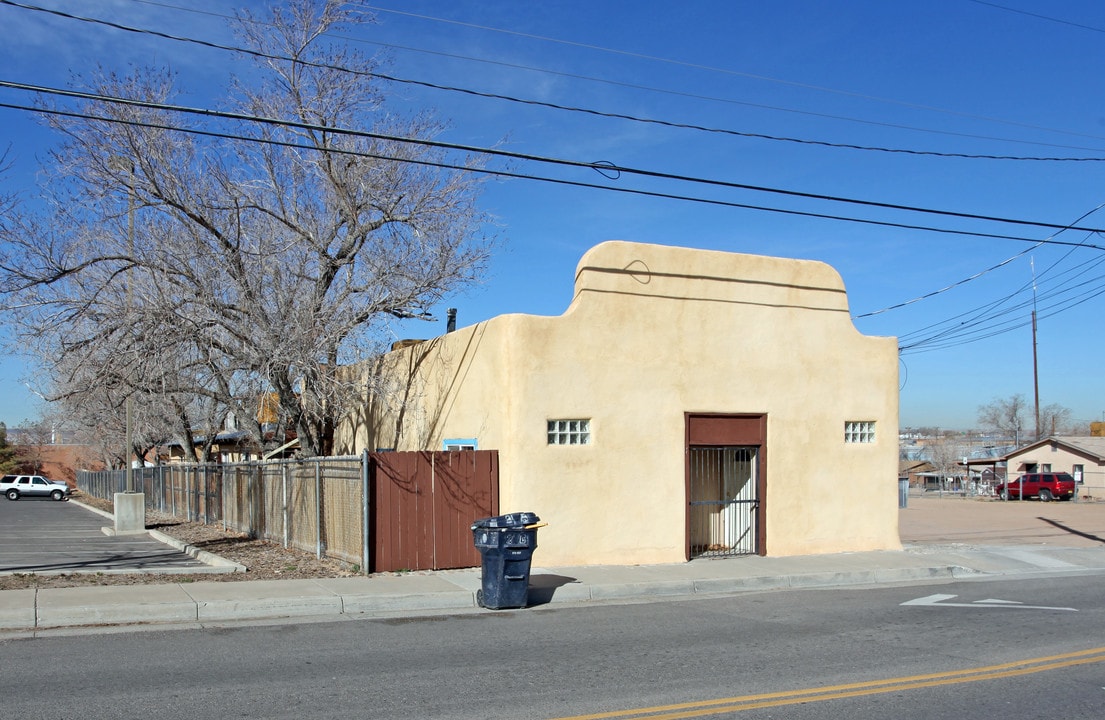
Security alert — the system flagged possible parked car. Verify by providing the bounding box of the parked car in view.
[994,472,1075,502]
[0,474,72,501]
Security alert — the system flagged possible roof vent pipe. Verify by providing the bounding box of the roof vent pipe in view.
[446,308,457,333]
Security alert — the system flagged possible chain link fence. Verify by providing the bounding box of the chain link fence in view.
[77,453,370,572]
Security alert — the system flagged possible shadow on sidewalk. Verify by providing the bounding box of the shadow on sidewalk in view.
[527,573,580,606]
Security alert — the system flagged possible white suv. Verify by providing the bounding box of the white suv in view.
[0,474,71,501]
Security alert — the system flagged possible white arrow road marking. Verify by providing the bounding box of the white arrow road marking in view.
[901,593,1077,611]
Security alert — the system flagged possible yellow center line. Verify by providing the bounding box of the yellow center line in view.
[549,646,1105,720]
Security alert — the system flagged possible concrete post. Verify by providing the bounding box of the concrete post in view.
[109,491,146,536]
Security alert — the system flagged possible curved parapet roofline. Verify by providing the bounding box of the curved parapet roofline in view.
[571,240,853,317]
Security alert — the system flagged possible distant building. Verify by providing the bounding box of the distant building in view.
[1004,436,1105,499]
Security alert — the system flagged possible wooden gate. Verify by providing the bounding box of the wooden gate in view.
[370,450,499,572]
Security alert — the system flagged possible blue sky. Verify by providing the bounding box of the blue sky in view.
[1,0,1104,430]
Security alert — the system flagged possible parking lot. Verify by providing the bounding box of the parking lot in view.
[0,497,209,574]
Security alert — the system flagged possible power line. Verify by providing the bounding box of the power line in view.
[6,79,1105,243]
[900,278,1105,353]
[349,36,1105,154]
[9,0,1105,162]
[125,0,1105,150]
[899,256,1104,346]
[856,245,1040,319]
[968,0,1105,35]
[891,203,1105,349]
[358,2,1105,145]
[897,255,1105,352]
[7,0,1104,354]
[4,96,1102,251]
[857,201,1105,318]
[860,207,1105,354]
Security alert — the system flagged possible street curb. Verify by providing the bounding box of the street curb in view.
[35,584,198,629]
[0,564,972,633]
[147,530,248,573]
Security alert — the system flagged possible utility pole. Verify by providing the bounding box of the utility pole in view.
[1031,258,1041,441]
[108,156,145,535]
[124,164,135,494]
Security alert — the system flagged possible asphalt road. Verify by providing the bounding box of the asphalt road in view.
[2,573,1102,719]
[0,496,207,574]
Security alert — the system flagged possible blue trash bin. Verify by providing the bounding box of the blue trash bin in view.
[471,513,541,609]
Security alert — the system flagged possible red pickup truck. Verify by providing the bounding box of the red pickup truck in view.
[995,472,1076,502]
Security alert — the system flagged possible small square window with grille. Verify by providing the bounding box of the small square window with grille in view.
[547,419,591,445]
[845,421,876,444]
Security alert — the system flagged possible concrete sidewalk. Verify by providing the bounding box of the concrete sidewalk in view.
[2,495,1104,636]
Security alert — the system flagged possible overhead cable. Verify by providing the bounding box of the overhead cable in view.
[857,201,1105,318]
[6,97,1104,252]
[968,0,1105,35]
[6,79,1105,242]
[897,258,1105,352]
[358,2,1105,144]
[5,0,1105,161]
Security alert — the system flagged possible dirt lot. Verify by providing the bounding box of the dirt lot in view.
[900,493,1105,547]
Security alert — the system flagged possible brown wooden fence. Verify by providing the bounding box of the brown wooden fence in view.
[77,450,499,573]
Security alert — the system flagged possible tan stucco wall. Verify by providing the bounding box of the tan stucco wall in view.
[338,241,900,565]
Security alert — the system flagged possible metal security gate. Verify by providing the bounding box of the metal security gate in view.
[689,446,758,557]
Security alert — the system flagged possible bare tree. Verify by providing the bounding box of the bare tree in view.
[977,394,1029,446]
[14,418,53,474]
[926,435,970,493]
[0,423,16,475]
[0,0,492,457]
[1038,403,1074,437]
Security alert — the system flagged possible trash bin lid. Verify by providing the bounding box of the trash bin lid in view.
[471,512,540,529]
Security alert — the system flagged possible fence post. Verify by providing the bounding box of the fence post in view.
[221,466,228,533]
[361,449,370,575]
[279,462,287,548]
[315,459,323,559]
[249,463,257,538]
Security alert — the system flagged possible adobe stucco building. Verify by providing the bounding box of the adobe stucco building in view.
[338,241,900,566]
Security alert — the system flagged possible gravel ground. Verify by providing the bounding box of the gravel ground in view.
[0,495,359,591]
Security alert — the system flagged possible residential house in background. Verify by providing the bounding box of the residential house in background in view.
[165,402,299,464]
[1004,436,1105,500]
[336,241,901,566]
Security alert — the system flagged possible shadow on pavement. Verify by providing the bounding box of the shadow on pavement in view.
[1037,516,1105,545]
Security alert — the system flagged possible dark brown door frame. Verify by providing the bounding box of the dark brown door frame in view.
[685,413,768,558]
